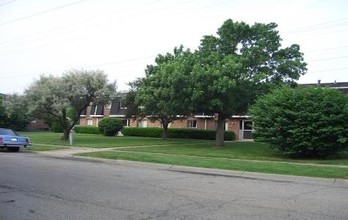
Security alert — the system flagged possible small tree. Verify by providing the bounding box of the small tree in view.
[98,118,123,136]
[26,69,116,140]
[136,46,195,139]
[250,86,348,158]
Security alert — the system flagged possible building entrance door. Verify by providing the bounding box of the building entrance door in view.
[239,120,253,139]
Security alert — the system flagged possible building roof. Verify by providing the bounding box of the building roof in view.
[90,104,104,116]
[301,81,348,93]
[110,99,126,116]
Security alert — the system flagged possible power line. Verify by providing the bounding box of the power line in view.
[0,0,87,26]
[309,66,348,73]
[0,0,346,48]
[306,45,348,53]
[0,1,347,81]
[307,55,348,62]
[0,55,155,78]
[286,17,348,34]
[0,0,196,49]
[0,0,16,7]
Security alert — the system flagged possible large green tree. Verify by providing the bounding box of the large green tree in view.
[136,46,195,139]
[26,69,116,140]
[124,78,144,120]
[250,86,348,158]
[191,20,307,146]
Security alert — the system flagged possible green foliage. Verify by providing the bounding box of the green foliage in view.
[250,86,348,158]
[136,46,196,138]
[121,127,162,137]
[191,20,307,146]
[121,127,235,140]
[191,20,307,115]
[51,122,63,133]
[0,96,8,127]
[125,79,143,119]
[98,118,124,136]
[0,94,32,131]
[169,128,235,140]
[137,19,307,146]
[74,125,100,134]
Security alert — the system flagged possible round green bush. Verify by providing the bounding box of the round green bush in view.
[98,118,124,136]
[250,86,348,158]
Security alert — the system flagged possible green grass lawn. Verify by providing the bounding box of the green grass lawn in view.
[22,132,348,179]
[22,132,209,150]
[79,151,348,179]
[114,142,281,160]
[113,142,348,166]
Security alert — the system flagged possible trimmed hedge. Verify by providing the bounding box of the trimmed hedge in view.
[121,127,235,140]
[74,125,100,134]
[121,127,162,137]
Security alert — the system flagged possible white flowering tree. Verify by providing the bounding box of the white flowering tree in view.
[26,69,116,140]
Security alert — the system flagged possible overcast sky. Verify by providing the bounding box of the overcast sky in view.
[1,0,347,94]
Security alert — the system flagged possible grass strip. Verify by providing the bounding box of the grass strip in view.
[23,132,210,148]
[77,151,348,179]
[114,143,348,166]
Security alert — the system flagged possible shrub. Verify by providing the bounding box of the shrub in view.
[98,118,124,136]
[74,125,99,134]
[121,127,162,137]
[121,127,235,140]
[250,86,348,158]
[51,122,63,133]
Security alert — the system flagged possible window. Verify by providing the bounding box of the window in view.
[240,120,252,130]
[187,120,197,128]
[122,119,129,127]
[105,102,112,109]
[239,120,253,139]
[90,104,104,116]
[137,120,147,128]
[120,97,127,109]
[87,119,93,126]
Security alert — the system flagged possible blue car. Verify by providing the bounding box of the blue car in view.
[0,128,31,152]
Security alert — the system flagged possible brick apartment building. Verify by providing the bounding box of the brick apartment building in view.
[79,81,348,140]
[79,98,252,140]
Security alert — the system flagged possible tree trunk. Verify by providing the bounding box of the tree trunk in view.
[162,124,168,139]
[60,109,69,141]
[61,123,76,141]
[215,115,225,147]
[62,129,70,141]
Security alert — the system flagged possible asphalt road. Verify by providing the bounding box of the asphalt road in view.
[0,151,347,220]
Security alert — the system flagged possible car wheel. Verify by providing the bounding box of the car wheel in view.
[8,147,20,152]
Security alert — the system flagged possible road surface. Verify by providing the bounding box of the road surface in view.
[1,151,347,220]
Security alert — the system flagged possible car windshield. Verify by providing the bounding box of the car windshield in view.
[0,128,17,136]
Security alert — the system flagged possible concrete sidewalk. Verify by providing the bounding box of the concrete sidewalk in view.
[31,146,348,187]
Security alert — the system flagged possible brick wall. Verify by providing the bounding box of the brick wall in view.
[25,119,49,131]
[79,108,246,140]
